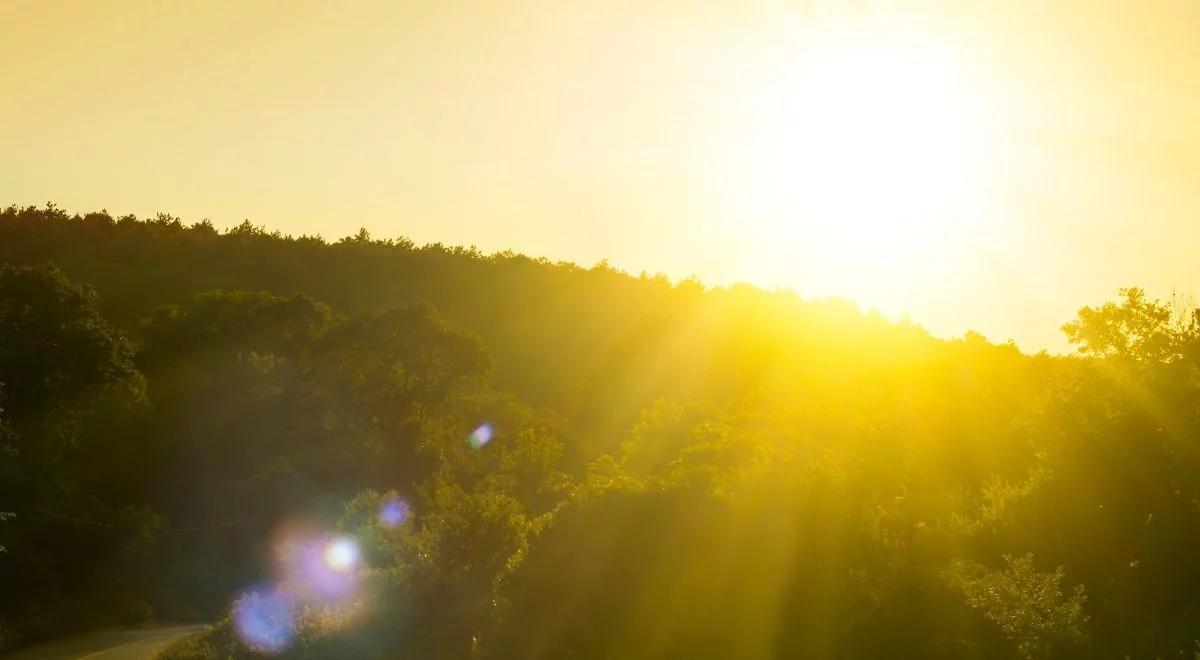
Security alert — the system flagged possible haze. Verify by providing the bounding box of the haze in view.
[4,0,1200,351]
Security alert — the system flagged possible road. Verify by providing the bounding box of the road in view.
[1,625,207,660]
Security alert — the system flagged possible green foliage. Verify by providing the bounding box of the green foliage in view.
[947,554,1088,659]
[157,629,226,660]
[0,263,142,420]
[1062,287,1190,363]
[2,207,1200,658]
[0,263,153,648]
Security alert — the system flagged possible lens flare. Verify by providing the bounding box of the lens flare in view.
[232,586,296,654]
[468,423,493,449]
[379,497,409,527]
[274,527,363,602]
[324,536,360,572]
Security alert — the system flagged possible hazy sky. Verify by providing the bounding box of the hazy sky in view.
[4,1,1200,351]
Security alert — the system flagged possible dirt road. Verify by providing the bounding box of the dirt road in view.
[1,625,207,660]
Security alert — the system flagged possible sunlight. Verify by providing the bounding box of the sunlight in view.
[323,537,360,573]
[733,24,997,314]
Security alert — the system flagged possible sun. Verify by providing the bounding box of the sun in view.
[730,24,997,314]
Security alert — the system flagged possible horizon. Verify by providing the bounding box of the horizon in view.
[6,1,1200,354]
[8,201,1101,353]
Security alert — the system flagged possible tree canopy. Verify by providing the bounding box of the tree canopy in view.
[1,205,1199,659]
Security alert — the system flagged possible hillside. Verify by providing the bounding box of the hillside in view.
[2,205,1199,658]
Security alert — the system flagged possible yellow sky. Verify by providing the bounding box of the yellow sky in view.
[3,1,1200,351]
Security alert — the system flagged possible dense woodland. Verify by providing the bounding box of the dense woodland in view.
[2,204,1200,658]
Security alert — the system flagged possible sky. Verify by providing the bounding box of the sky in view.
[3,0,1200,352]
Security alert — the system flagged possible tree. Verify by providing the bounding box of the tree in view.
[0,264,152,644]
[947,554,1088,659]
[0,263,144,492]
[1062,287,1183,363]
[0,383,14,555]
[0,264,141,422]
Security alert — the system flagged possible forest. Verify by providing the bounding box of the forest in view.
[2,203,1200,659]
